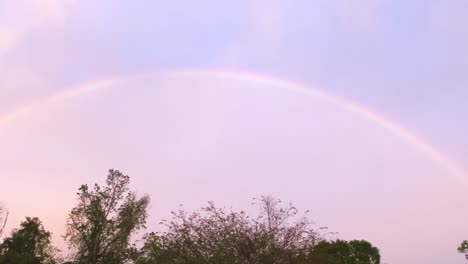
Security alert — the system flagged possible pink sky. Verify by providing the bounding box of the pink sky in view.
[2,1,468,263]
[1,72,467,263]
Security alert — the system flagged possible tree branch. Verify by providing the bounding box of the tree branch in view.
[0,211,8,236]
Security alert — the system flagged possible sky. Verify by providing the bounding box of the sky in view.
[1,1,468,263]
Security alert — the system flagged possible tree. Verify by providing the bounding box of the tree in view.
[0,205,7,238]
[64,169,150,264]
[309,240,380,264]
[0,217,58,264]
[458,240,468,260]
[136,196,324,264]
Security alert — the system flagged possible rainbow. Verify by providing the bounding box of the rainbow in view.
[0,68,465,182]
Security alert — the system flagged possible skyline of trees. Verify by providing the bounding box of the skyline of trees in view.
[1,169,387,263]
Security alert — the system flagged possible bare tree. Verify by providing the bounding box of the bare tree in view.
[0,204,8,237]
[136,196,325,264]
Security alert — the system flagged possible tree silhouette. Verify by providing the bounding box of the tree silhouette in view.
[309,240,380,264]
[0,205,7,238]
[64,169,150,264]
[136,196,324,264]
[0,217,58,264]
[458,240,468,261]
[0,170,383,264]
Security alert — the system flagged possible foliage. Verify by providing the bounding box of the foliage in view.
[458,240,468,260]
[0,169,384,264]
[309,240,380,264]
[0,217,58,264]
[135,196,325,264]
[64,169,150,264]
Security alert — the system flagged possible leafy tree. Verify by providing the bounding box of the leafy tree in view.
[136,196,324,264]
[0,217,58,264]
[64,169,150,264]
[309,240,380,264]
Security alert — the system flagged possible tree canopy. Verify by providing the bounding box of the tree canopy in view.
[0,217,58,264]
[0,169,385,264]
[135,196,379,264]
[458,241,468,260]
[64,169,150,264]
[309,240,380,264]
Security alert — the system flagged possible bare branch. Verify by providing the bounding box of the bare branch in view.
[0,210,8,236]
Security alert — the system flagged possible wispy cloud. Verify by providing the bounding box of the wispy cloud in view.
[0,0,71,56]
[0,0,75,113]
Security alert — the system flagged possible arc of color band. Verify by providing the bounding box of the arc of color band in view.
[0,68,465,182]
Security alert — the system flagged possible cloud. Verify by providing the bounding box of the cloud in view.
[0,0,77,115]
[0,0,71,56]
[212,0,385,67]
[0,0,75,115]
